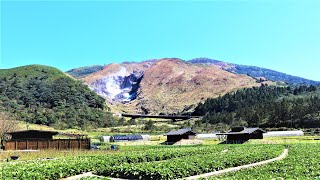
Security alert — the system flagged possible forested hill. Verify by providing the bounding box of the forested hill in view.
[66,65,104,78]
[193,85,320,128]
[0,65,113,129]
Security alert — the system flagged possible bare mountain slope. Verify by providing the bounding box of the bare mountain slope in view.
[81,58,265,114]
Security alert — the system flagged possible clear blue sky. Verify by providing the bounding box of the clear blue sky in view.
[1,0,320,80]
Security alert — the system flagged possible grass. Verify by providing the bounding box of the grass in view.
[248,136,320,144]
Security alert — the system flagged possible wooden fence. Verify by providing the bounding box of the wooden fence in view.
[4,139,90,150]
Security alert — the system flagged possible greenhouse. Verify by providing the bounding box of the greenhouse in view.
[263,130,304,137]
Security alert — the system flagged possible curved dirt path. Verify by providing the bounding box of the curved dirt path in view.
[180,148,288,180]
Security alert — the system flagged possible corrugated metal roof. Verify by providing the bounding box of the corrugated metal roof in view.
[165,128,197,136]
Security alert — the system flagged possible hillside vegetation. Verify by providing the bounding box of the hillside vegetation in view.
[193,85,320,128]
[66,65,104,78]
[0,65,114,129]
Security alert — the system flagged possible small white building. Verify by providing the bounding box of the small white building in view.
[263,130,304,138]
[100,136,111,142]
[141,135,151,141]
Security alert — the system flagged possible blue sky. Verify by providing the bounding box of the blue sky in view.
[1,0,320,80]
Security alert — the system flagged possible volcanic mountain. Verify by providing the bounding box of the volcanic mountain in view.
[78,58,267,114]
[188,58,320,85]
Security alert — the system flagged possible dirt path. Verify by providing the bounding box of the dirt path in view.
[181,148,289,180]
[61,172,105,180]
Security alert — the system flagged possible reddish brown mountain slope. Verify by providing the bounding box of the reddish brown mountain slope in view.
[82,58,265,114]
[135,58,260,114]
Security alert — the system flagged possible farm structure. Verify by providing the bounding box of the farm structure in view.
[101,134,150,142]
[217,127,265,144]
[263,130,304,137]
[100,136,111,142]
[165,128,197,143]
[109,135,144,142]
[121,113,202,122]
[4,130,90,150]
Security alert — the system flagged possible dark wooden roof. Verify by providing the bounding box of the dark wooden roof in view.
[165,128,197,136]
[217,127,266,135]
[7,130,59,135]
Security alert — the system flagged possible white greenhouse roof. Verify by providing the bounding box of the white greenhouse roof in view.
[263,130,304,137]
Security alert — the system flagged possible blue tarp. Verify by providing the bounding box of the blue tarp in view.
[110,135,143,142]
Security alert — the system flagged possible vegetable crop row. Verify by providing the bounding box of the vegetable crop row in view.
[0,145,225,179]
[217,143,320,179]
[95,144,284,179]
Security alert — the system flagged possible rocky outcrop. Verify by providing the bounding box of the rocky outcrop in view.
[89,69,143,103]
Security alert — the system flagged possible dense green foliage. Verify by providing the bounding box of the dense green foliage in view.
[218,143,320,179]
[0,144,283,179]
[193,85,320,128]
[96,145,283,179]
[0,65,113,129]
[66,65,104,78]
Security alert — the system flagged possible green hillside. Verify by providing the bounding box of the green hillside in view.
[0,65,114,130]
[66,65,104,78]
[193,85,320,128]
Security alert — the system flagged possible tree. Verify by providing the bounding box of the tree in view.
[0,112,18,149]
[144,120,156,131]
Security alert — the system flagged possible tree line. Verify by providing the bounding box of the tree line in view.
[192,85,320,128]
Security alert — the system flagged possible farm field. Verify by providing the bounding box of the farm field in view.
[216,143,320,179]
[95,144,284,179]
[0,141,319,179]
[0,144,283,179]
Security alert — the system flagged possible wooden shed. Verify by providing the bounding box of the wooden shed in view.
[165,128,197,142]
[217,127,265,144]
[4,130,90,150]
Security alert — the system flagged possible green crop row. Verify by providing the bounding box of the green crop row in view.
[95,144,284,179]
[217,143,320,179]
[0,145,226,179]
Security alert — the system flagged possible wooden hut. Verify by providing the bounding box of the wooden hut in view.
[165,128,197,142]
[216,127,265,144]
[4,130,90,150]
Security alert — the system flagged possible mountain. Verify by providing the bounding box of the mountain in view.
[188,58,320,85]
[0,65,114,129]
[77,58,265,114]
[66,65,104,78]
